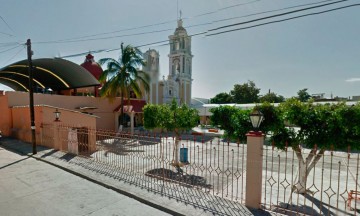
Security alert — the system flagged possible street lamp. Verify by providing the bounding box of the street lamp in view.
[54,109,61,122]
[249,109,264,131]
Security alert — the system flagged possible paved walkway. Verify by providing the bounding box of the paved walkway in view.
[0,145,170,216]
[0,138,279,216]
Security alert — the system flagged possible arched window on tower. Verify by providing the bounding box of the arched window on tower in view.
[175,40,179,50]
[181,38,185,49]
[172,41,176,51]
[173,59,180,75]
[182,57,185,73]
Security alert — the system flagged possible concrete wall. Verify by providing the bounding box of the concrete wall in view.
[0,92,12,136]
[6,91,121,130]
[10,105,97,146]
[11,106,42,143]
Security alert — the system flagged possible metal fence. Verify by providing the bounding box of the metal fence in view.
[40,124,248,215]
[39,124,360,215]
[262,143,360,216]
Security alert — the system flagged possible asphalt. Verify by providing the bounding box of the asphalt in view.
[0,137,280,216]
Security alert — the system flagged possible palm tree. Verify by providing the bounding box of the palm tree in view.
[98,43,149,128]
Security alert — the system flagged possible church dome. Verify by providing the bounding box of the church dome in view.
[80,54,103,80]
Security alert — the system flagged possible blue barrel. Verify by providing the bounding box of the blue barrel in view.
[180,148,188,163]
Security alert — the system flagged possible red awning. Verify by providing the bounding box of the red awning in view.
[113,100,147,113]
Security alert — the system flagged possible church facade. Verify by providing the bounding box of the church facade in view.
[142,19,193,105]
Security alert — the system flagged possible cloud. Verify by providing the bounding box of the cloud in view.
[346,78,360,82]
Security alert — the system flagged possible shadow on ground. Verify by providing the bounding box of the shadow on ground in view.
[271,193,353,216]
[146,168,212,189]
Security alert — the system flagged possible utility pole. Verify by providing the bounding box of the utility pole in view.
[26,39,37,154]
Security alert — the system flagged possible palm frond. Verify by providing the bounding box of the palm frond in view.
[98,58,117,66]
[99,43,149,102]
[129,79,142,98]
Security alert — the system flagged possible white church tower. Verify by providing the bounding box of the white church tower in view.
[143,18,193,105]
[164,19,193,105]
[143,49,160,104]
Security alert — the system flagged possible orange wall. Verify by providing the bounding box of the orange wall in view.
[11,106,43,143]
[0,94,12,136]
[11,105,97,145]
[6,91,121,130]
[40,106,97,128]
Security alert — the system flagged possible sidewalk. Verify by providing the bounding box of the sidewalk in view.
[0,138,278,216]
[0,144,171,216]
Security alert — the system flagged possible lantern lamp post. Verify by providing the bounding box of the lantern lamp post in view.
[54,109,61,122]
[245,108,265,209]
[249,109,264,131]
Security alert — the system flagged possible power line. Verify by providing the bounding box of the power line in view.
[34,28,174,44]
[206,4,360,37]
[58,31,210,58]
[33,0,261,44]
[0,44,21,54]
[164,0,339,31]
[205,0,337,24]
[186,0,261,19]
[38,21,178,44]
[0,31,13,37]
[0,15,15,35]
[208,0,350,32]
[58,2,357,59]
[0,42,17,44]
[34,0,341,46]
[0,42,19,48]
[2,45,25,65]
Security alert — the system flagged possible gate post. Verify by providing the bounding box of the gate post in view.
[245,131,265,209]
[130,111,135,135]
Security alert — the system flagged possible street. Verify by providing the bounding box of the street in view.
[0,146,170,216]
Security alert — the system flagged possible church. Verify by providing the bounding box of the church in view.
[0,18,195,140]
[142,19,193,105]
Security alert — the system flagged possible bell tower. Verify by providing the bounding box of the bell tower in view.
[167,19,193,105]
[143,49,160,104]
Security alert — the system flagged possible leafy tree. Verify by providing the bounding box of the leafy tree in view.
[259,92,285,103]
[297,88,311,102]
[211,99,360,194]
[210,92,233,104]
[143,99,199,165]
[210,106,247,140]
[98,43,150,127]
[230,81,260,104]
[272,99,360,193]
[210,103,283,142]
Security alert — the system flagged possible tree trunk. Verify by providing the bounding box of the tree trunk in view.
[120,91,124,129]
[173,129,181,166]
[292,146,325,194]
[294,158,307,194]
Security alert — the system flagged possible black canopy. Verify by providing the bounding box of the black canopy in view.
[0,58,100,92]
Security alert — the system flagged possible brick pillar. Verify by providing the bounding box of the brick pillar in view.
[245,131,265,209]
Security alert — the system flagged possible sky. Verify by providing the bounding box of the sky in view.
[0,0,359,99]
